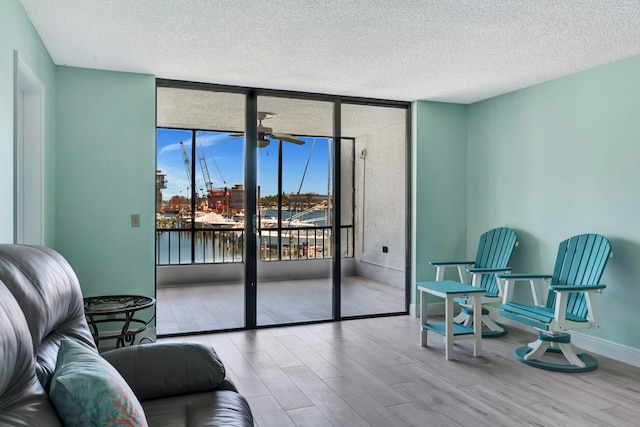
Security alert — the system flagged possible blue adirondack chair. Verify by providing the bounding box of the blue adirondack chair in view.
[430,227,518,337]
[498,233,611,372]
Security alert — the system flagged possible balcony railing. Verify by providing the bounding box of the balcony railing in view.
[155,225,353,265]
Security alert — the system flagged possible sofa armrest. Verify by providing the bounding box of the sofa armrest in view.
[102,342,226,401]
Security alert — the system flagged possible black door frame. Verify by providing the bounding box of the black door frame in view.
[156,79,411,334]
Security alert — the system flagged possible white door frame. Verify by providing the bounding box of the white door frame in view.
[15,52,45,245]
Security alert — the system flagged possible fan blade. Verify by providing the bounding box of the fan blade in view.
[229,133,244,138]
[271,133,305,145]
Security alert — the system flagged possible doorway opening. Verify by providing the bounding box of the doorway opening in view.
[14,52,45,245]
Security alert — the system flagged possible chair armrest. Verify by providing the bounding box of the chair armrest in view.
[497,274,551,305]
[468,267,512,274]
[550,284,606,292]
[495,274,552,280]
[429,261,474,266]
[430,261,475,282]
[102,342,226,401]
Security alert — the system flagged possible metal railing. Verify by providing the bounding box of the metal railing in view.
[155,225,353,265]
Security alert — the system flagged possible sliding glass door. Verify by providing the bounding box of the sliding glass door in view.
[155,80,409,336]
[255,95,334,326]
[155,87,246,334]
[340,103,408,317]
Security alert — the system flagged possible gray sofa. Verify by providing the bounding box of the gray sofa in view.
[0,244,254,426]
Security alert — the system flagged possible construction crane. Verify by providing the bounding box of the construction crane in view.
[179,141,192,186]
[175,141,194,211]
[196,139,231,212]
[198,141,214,193]
[181,138,231,212]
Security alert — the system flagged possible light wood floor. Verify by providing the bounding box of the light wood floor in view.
[158,315,640,427]
[156,277,406,335]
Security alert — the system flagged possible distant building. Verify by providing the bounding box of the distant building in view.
[229,184,244,211]
[208,183,244,214]
[156,170,167,213]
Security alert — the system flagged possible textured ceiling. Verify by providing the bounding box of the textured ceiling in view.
[19,0,640,104]
[156,86,407,138]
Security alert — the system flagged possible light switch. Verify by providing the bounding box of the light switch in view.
[131,214,140,227]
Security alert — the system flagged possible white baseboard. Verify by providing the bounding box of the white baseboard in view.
[411,302,445,317]
[571,330,640,368]
[410,303,417,316]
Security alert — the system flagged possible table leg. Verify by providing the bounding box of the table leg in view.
[445,296,454,360]
[472,294,482,356]
[118,312,134,348]
[87,314,99,346]
[420,289,428,347]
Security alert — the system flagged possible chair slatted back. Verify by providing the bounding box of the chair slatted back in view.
[474,227,518,295]
[546,234,611,318]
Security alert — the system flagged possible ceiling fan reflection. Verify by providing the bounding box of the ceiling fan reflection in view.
[231,112,305,148]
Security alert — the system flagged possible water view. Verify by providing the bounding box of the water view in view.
[156,208,335,265]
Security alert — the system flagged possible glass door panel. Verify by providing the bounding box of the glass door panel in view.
[155,129,194,265]
[155,87,246,334]
[256,96,334,326]
[340,103,408,316]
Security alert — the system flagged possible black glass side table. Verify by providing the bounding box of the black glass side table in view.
[83,295,156,350]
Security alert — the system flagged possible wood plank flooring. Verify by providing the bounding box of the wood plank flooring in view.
[158,315,640,426]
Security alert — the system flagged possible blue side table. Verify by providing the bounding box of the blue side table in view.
[417,281,485,360]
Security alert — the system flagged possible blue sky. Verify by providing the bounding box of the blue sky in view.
[157,129,332,200]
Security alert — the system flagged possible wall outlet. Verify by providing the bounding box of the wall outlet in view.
[131,214,140,227]
[382,246,388,253]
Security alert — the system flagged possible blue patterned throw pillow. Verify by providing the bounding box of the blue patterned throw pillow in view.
[49,339,148,427]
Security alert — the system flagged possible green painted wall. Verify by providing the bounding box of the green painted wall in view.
[55,67,156,298]
[412,101,467,305]
[467,55,640,347]
[0,0,56,245]
[7,0,640,352]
